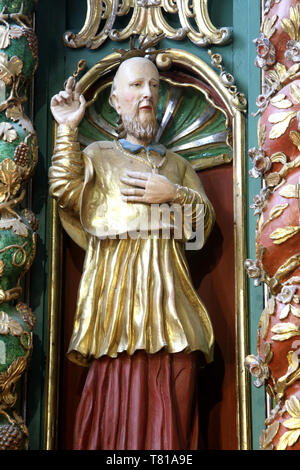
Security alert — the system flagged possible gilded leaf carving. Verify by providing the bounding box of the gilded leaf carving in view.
[0,218,28,238]
[270,226,300,244]
[268,111,296,139]
[0,26,23,50]
[287,395,300,417]
[0,356,28,409]
[260,421,280,450]
[257,119,266,148]
[279,304,290,320]
[269,203,289,220]
[277,430,300,450]
[291,305,300,318]
[279,184,299,199]
[290,130,300,149]
[262,15,278,39]
[5,104,35,134]
[260,307,270,339]
[270,94,292,109]
[290,82,300,104]
[281,5,300,41]
[270,151,287,164]
[278,351,300,385]
[0,53,23,85]
[260,298,276,338]
[0,159,21,201]
[271,322,300,341]
[277,396,300,450]
[261,203,289,233]
[283,418,300,429]
[0,123,17,143]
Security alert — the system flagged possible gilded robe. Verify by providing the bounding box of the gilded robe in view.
[49,125,215,366]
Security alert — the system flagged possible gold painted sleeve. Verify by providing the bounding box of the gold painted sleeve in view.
[173,162,215,242]
[48,125,84,216]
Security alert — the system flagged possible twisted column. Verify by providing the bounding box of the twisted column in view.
[0,0,38,450]
[245,0,300,450]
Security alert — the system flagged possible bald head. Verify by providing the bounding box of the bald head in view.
[109,57,160,144]
[110,57,159,105]
[110,57,159,112]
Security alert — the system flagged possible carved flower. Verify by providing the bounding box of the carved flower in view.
[0,122,17,143]
[254,33,276,69]
[245,354,270,387]
[285,40,300,62]
[22,209,38,232]
[255,92,270,115]
[244,258,264,286]
[277,286,298,304]
[250,187,272,216]
[16,302,36,331]
[248,147,272,178]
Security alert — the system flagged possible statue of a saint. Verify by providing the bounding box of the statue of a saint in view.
[49,56,215,450]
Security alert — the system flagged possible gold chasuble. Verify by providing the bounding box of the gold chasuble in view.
[49,125,215,366]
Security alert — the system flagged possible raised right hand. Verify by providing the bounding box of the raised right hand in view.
[50,76,86,129]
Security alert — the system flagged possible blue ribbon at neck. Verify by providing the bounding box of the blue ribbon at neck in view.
[119,139,166,156]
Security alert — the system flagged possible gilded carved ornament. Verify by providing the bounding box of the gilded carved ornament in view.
[63,0,231,50]
[245,1,300,445]
[0,0,38,451]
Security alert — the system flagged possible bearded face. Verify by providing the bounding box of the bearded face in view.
[121,98,158,142]
[110,57,160,144]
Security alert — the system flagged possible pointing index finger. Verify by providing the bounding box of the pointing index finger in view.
[65,76,75,94]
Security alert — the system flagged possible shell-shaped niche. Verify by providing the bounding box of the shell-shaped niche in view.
[78,71,232,170]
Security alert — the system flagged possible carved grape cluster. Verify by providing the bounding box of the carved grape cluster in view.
[0,423,23,450]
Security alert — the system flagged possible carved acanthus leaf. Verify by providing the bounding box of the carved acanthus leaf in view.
[270,94,292,109]
[281,5,300,42]
[0,123,17,143]
[0,26,23,50]
[268,111,296,139]
[279,185,299,199]
[290,82,300,103]
[290,130,300,149]
[277,396,300,450]
[271,322,300,341]
[270,226,300,244]
[260,421,280,450]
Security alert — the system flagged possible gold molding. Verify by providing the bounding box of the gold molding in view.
[45,49,250,450]
[44,126,62,451]
[63,0,231,50]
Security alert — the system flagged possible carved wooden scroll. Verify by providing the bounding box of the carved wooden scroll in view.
[63,0,231,49]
